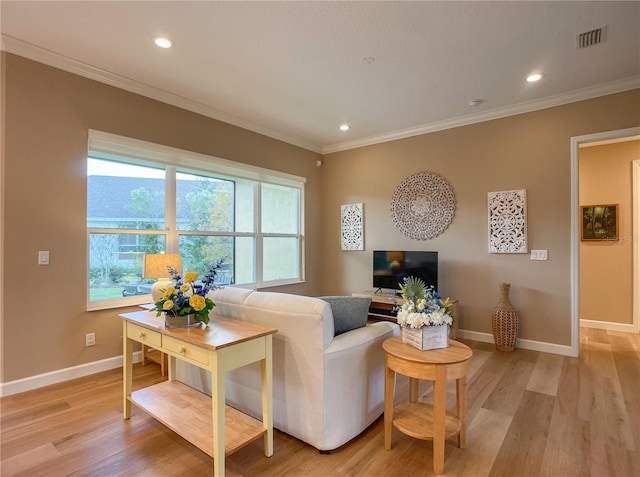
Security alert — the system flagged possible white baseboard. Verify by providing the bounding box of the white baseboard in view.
[456,329,576,357]
[2,326,586,397]
[0,352,142,397]
[580,319,638,333]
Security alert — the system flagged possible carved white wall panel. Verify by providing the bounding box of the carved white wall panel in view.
[390,171,456,240]
[488,189,528,253]
[341,203,364,250]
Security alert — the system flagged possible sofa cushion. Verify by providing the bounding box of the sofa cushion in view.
[319,296,371,335]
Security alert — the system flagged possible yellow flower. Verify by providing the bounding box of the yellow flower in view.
[184,271,199,283]
[180,284,191,293]
[162,300,174,310]
[162,287,176,299]
[189,295,206,311]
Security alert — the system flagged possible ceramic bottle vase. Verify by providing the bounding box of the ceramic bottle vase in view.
[491,282,519,351]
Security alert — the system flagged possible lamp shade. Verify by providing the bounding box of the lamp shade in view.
[143,253,182,279]
[143,254,182,303]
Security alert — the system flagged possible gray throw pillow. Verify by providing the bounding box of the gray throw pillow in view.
[319,296,372,336]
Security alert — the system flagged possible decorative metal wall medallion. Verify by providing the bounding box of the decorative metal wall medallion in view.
[488,189,528,253]
[341,203,364,250]
[390,171,456,240]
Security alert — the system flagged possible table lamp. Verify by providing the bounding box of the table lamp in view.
[143,253,182,303]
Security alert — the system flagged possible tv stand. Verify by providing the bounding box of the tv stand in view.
[352,290,459,339]
[353,291,399,320]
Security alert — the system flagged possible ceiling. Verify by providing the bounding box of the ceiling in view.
[1,1,639,154]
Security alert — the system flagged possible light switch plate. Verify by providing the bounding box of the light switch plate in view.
[38,251,50,265]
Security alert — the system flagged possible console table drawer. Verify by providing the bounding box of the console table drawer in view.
[127,323,162,348]
[163,335,209,365]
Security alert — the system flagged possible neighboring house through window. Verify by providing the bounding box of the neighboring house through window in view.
[87,130,305,310]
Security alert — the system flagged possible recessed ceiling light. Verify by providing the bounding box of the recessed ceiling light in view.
[153,36,174,49]
[526,73,543,83]
[339,124,350,132]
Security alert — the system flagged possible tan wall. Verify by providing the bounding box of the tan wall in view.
[1,53,323,382]
[579,140,638,324]
[2,50,639,383]
[322,90,640,346]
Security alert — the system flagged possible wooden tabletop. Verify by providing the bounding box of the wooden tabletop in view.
[120,310,277,350]
[383,337,472,365]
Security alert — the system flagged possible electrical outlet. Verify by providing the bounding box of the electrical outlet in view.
[86,333,96,347]
[530,249,548,261]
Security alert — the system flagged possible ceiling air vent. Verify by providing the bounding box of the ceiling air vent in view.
[577,25,606,48]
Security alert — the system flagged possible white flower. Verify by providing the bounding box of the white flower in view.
[397,309,452,329]
[395,279,454,329]
[430,312,443,325]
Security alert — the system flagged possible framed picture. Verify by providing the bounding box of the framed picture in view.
[580,204,619,241]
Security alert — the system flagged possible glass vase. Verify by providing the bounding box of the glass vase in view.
[164,313,200,328]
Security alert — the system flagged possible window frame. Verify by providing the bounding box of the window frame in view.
[87,130,306,311]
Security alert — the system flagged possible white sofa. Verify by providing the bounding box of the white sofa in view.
[175,287,399,451]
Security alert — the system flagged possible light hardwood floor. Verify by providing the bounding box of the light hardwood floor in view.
[1,328,639,476]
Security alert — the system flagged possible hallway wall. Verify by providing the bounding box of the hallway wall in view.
[580,139,639,324]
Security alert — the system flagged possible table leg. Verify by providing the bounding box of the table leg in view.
[160,351,167,377]
[167,354,176,382]
[432,365,447,475]
[384,363,395,450]
[457,376,467,449]
[261,335,274,457]
[212,358,226,476]
[409,377,419,403]
[141,344,148,365]
[122,322,133,419]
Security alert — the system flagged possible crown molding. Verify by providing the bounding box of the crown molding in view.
[3,35,638,157]
[322,76,640,154]
[1,35,323,154]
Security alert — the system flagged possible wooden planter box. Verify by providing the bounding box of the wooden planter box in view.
[401,325,449,350]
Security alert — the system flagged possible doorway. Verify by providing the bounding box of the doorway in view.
[571,127,640,356]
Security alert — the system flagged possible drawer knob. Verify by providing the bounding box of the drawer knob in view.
[179,346,187,354]
[139,332,146,339]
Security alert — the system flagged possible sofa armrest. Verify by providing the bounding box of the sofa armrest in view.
[324,320,399,354]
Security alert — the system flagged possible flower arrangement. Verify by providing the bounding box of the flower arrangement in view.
[152,262,222,325]
[396,276,455,329]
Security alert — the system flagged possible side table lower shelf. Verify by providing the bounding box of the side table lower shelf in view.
[130,380,266,457]
[393,402,461,441]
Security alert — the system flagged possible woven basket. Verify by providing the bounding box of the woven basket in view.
[491,283,518,351]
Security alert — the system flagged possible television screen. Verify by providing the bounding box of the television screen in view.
[373,250,438,292]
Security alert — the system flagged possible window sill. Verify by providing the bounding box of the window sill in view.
[87,294,152,312]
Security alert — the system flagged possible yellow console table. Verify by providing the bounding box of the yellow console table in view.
[121,310,277,476]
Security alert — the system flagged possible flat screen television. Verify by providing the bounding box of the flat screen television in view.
[373,250,438,292]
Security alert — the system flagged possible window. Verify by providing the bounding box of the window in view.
[261,184,300,281]
[87,131,305,310]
